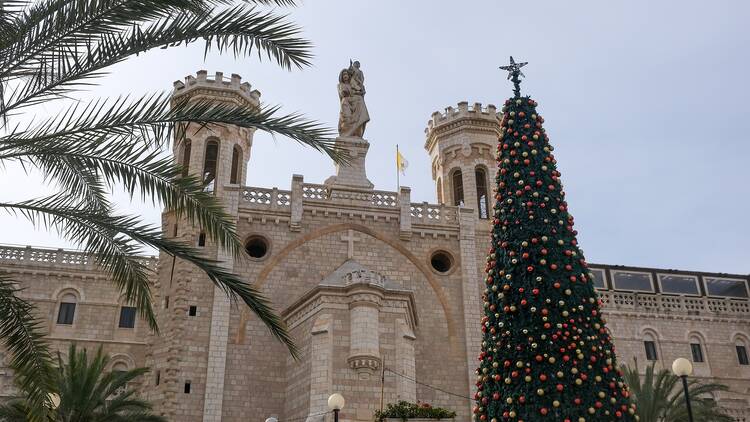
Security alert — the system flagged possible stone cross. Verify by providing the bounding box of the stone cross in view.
[340,229,361,259]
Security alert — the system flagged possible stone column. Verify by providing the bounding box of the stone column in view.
[347,292,382,380]
[458,207,481,414]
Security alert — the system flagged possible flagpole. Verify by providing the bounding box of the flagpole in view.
[396,144,400,192]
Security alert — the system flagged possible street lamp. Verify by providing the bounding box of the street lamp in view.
[328,393,345,422]
[47,393,60,409]
[672,357,694,422]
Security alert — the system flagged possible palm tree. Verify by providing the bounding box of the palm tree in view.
[621,361,734,422]
[0,344,167,421]
[0,0,337,418]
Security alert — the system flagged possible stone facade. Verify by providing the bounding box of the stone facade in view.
[1,71,749,421]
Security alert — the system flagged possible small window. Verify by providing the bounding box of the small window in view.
[198,232,206,247]
[172,224,178,237]
[181,140,192,178]
[612,271,654,292]
[451,169,464,206]
[230,146,241,184]
[188,306,197,317]
[244,236,269,259]
[203,140,219,192]
[430,251,453,274]
[56,293,77,325]
[589,268,607,289]
[658,274,700,295]
[164,296,170,309]
[704,277,749,298]
[644,341,658,361]
[475,167,489,219]
[118,306,137,328]
[690,343,704,363]
[737,345,749,365]
[184,382,191,394]
[155,370,161,386]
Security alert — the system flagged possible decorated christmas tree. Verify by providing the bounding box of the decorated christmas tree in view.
[473,57,639,422]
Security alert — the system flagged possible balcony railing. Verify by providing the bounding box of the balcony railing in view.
[598,290,750,317]
[0,244,157,271]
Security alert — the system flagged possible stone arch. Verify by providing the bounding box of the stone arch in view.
[241,223,459,351]
[51,285,84,302]
[108,353,135,371]
[449,167,464,206]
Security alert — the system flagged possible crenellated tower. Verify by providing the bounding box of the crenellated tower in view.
[144,71,261,422]
[424,101,501,222]
[171,70,260,192]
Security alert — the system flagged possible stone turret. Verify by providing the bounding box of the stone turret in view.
[424,101,501,222]
[171,70,260,194]
[145,71,263,421]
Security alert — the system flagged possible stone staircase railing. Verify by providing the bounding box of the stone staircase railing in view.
[0,244,156,271]
[598,290,750,317]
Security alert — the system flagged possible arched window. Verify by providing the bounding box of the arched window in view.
[56,292,77,325]
[475,167,489,219]
[451,169,464,206]
[643,331,659,361]
[436,178,443,204]
[230,145,241,184]
[110,361,130,397]
[689,335,705,363]
[181,140,192,177]
[736,337,749,366]
[203,140,219,192]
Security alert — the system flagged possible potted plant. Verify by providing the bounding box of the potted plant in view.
[374,400,456,422]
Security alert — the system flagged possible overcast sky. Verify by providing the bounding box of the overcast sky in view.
[1,0,748,274]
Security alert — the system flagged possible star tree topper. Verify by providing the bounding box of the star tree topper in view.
[499,56,528,97]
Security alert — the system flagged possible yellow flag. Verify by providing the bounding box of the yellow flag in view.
[396,149,408,175]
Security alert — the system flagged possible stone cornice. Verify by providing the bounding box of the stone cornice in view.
[282,282,418,332]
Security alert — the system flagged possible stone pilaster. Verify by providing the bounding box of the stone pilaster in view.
[399,187,412,240]
[202,186,240,421]
[395,319,416,402]
[308,314,333,422]
[290,174,304,232]
[458,207,481,413]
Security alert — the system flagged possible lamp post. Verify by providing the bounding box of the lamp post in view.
[328,393,345,422]
[48,393,61,409]
[672,358,695,422]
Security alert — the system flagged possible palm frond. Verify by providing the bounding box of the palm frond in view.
[1,93,341,161]
[0,273,56,422]
[0,200,298,357]
[2,3,312,113]
[2,133,242,256]
[1,197,159,331]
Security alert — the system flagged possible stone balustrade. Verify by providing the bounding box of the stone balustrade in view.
[241,186,292,208]
[409,202,460,226]
[0,244,156,271]
[598,290,750,317]
[240,182,460,228]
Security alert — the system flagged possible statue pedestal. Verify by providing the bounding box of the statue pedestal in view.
[325,136,374,203]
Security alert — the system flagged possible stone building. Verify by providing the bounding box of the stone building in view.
[1,70,749,421]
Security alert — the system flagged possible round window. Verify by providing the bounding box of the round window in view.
[244,236,269,259]
[430,251,454,273]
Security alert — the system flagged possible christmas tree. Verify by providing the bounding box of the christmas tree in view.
[473,57,639,422]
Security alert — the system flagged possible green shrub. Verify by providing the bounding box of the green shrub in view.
[374,401,457,421]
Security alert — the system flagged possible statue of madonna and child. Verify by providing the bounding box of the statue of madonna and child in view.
[338,60,370,138]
